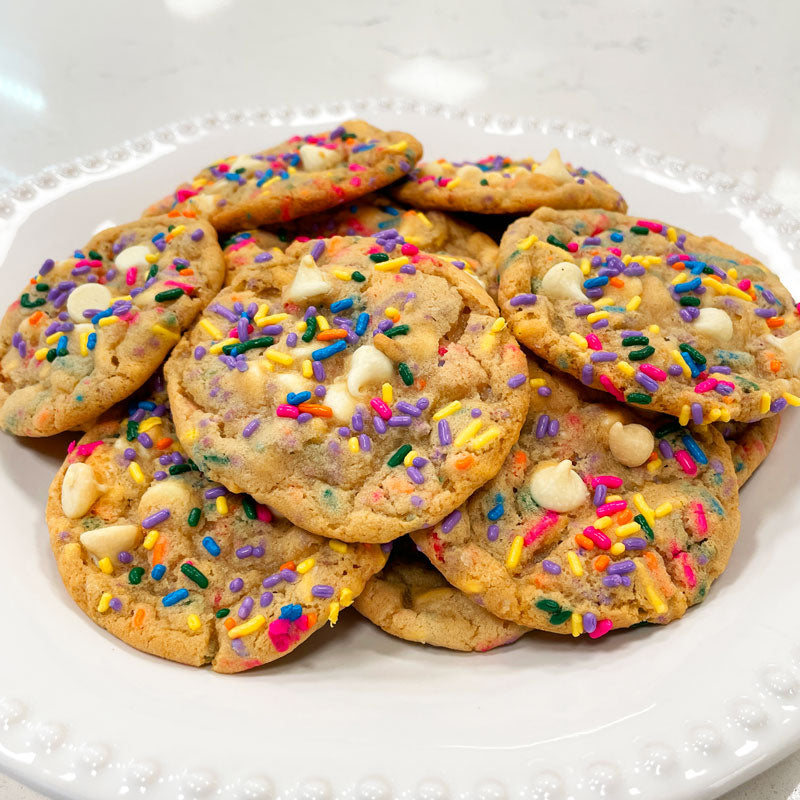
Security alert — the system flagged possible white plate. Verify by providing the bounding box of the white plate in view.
[1,99,800,800]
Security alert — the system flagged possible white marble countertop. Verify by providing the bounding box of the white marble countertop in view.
[0,1,798,797]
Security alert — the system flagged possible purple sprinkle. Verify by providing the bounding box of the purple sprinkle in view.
[603,575,623,588]
[210,302,238,323]
[303,306,317,321]
[130,408,146,423]
[623,537,647,550]
[109,598,123,612]
[709,365,732,374]
[338,426,350,437]
[123,448,137,460]
[659,439,674,459]
[260,324,283,336]
[416,398,430,410]
[312,360,325,381]
[508,373,527,389]
[771,398,788,413]
[668,364,684,376]
[438,419,452,445]
[538,386,552,397]
[251,546,265,558]
[262,574,281,589]
[542,559,561,575]
[536,414,550,439]
[547,418,560,437]
[755,307,777,318]
[39,258,55,275]
[154,471,167,481]
[118,551,133,564]
[441,510,461,534]
[593,484,607,506]
[607,559,636,575]
[142,509,170,529]
[312,585,335,598]
[280,568,298,583]
[412,456,428,468]
[487,524,499,541]
[591,351,617,362]
[407,466,425,484]
[286,332,298,347]
[254,252,273,264]
[509,293,537,306]
[243,419,260,438]
[592,319,609,330]
[396,401,421,417]
[373,415,387,434]
[229,577,244,592]
[359,434,372,451]
[237,317,250,342]
[238,596,254,619]
[583,613,597,633]
[297,412,313,424]
[171,452,184,465]
[311,240,326,260]
[191,228,204,241]
[387,415,412,427]
[574,303,594,316]
[581,364,594,385]
[137,433,153,448]
[635,371,658,393]
[690,402,704,425]
[260,591,274,607]
[351,410,364,432]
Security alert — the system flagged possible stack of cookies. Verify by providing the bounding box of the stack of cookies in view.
[5,119,792,671]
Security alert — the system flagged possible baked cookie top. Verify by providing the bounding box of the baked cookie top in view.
[720,416,779,488]
[164,236,530,543]
[498,208,800,423]
[143,119,423,233]
[0,216,224,437]
[354,537,527,652]
[391,150,627,215]
[412,358,740,637]
[46,384,386,673]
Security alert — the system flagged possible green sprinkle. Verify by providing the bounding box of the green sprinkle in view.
[384,324,409,338]
[630,225,649,235]
[35,282,49,292]
[535,598,561,614]
[181,563,209,589]
[634,513,654,541]
[225,336,274,355]
[629,345,655,361]
[369,253,389,263]
[398,362,414,386]
[88,250,104,260]
[679,342,706,366]
[154,287,185,302]
[351,271,366,282]
[546,234,569,251]
[187,507,201,527]
[549,609,572,626]
[655,420,681,438]
[148,263,159,279]
[169,463,191,475]
[215,608,230,618]
[388,444,412,468]
[621,336,649,347]
[187,459,200,471]
[128,566,145,585]
[46,348,57,362]
[479,178,489,186]
[626,392,652,404]
[167,224,175,232]
[702,266,714,274]
[302,316,318,343]
[679,296,700,307]
[126,421,139,441]
[242,495,257,520]
[20,293,46,309]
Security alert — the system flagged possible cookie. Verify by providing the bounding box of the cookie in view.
[221,196,500,296]
[143,120,423,233]
[164,235,530,543]
[498,208,800,423]
[391,150,627,215]
[720,416,779,487]
[0,217,224,437]
[355,537,527,651]
[46,384,387,673]
[411,358,740,636]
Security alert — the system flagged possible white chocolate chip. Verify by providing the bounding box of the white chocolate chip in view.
[140,480,192,514]
[694,307,733,344]
[533,149,574,185]
[273,371,313,396]
[80,524,141,560]
[193,193,220,214]
[456,164,485,182]
[540,261,586,302]
[608,421,655,467]
[529,459,588,512]
[284,254,332,304]
[61,462,102,518]
[227,154,266,173]
[299,144,344,172]
[767,330,800,375]
[66,283,113,323]
[114,245,151,271]
[347,345,394,397]
[324,381,357,423]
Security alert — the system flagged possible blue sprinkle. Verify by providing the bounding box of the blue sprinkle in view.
[681,435,708,465]
[384,205,400,216]
[151,232,165,242]
[312,340,347,361]
[681,351,703,378]
[609,232,624,242]
[162,588,189,606]
[279,603,303,621]
[256,169,274,187]
[355,312,370,336]
[151,564,166,581]
[286,391,312,406]
[583,276,609,289]
[202,536,220,557]
[91,308,113,325]
[56,335,68,356]
[330,298,353,313]
[138,401,156,410]
[674,277,701,293]
[487,503,505,521]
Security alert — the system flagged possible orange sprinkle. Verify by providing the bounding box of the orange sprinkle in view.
[769,359,782,373]
[593,555,610,572]
[647,451,659,462]
[609,276,625,288]
[306,612,318,627]
[315,329,348,341]
[152,538,167,566]
[644,551,660,571]
[513,451,528,468]
[155,437,173,450]
[224,617,236,631]
[133,608,146,628]
[671,262,686,271]
[297,403,333,418]
[575,534,595,550]
[29,277,36,284]
[707,273,722,282]
[455,454,476,470]
[28,310,44,325]
[416,378,426,390]
[616,508,634,524]
[178,268,194,276]
[279,561,296,572]
[767,317,785,329]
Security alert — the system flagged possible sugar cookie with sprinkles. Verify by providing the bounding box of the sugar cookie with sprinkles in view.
[0,216,224,437]
[355,537,527,651]
[46,386,387,673]
[391,150,627,215]
[719,416,779,488]
[144,120,423,233]
[411,358,740,636]
[164,235,530,543]
[498,208,800,423]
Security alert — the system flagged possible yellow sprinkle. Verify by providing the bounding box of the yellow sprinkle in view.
[138,417,162,434]
[530,378,546,388]
[333,269,352,281]
[145,253,159,264]
[216,495,228,515]
[667,227,677,242]
[34,347,49,361]
[594,296,614,308]
[727,267,738,280]
[183,428,198,443]
[228,615,266,639]
[490,317,507,333]
[638,563,668,614]
[374,256,409,272]
[187,614,201,631]
[672,272,687,286]
[760,392,771,414]
[606,494,622,502]
[302,359,313,378]
[97,592,113,613]
[727,286,753,302]
[567,551,583,577]
[707,407,722,422]
[415,211,433,227]
[316,314,330,332]
[469,427,502,451]
[99,315,120,328]
[166,224,185,241]
[382,383,393,404]
[783,392,800,407]
[719,407,731,422]
[151,323,180,341]
[348,436,360,454]
[403,450,418,467]
[327,601,340,626]
[571,612,583,637]
[266,350,293,366]
[701,277,726,295]
[385,306,401,321]
[646,459,662,473]
[209,337,237,354]
[263,360,274,372]
[580,258,591,276]
[678,404,691,426]
[672,350,691,378]
[296,320,308,333]
[287,166,297,175]
[329,540,348,554]
[97,557,113,575]
[654,502,673,518]
[445,177,461,189]
[625,295,641,312]
[506,535,524,570]
[518,234,539,251]
[433,401,461,421]
[616,361,634,377]
[200,319,223,339]
[128,462,145,484]
[296,557,316,574]
[633,493,655,527]
[586,310,609,324]
[648,324,660,334]
[387,139,409,152]
[594,515,612,530]
[569,332,588,349]
[260,175,281,189]
[45,331,63,345]
[142,530,159,550]
[462,580,484,593]
[340,587,354,607]
[610,542,626,556]
[453,418,482,448]
[616,522,641,538]
[79,331,90,356]
[253,304,270,320]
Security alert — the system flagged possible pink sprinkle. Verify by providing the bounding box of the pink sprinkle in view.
[523,510,559,546]
[596,500,627,516]
[675,254,691,261]
[268,618,294,652]
[591,475,624,489]
[639,363,667,381]
[67,440,76,454]
[125,267,138,286]
[348,163,366,172]
[599,374,624,402]
[681,555,697,588]
[255,504,272,523]
[583,526,611,550]
[295,613,313,632]
[418,175,436,184]
[175,187,198,203]
[607,247,622,256]
[217,163,230,173]
[694,377,718,394]
[674,450,697,475]
[588,618,614,639]
[349,177,362,187]
[717,380,735,390]
[566,242,579,253]
[401,243,419,256]
[586,333,602,351]
[76,440,104,457]
[693,501,708,534]
[276,404,300,419]
[296,236,310,243]
[74,258,102,269]
[636,220,663,233]
[439,177,453,186]
[226,240,251,253]
[370,397,392,420]
[737,279,751,291]
[164,280,195,293]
